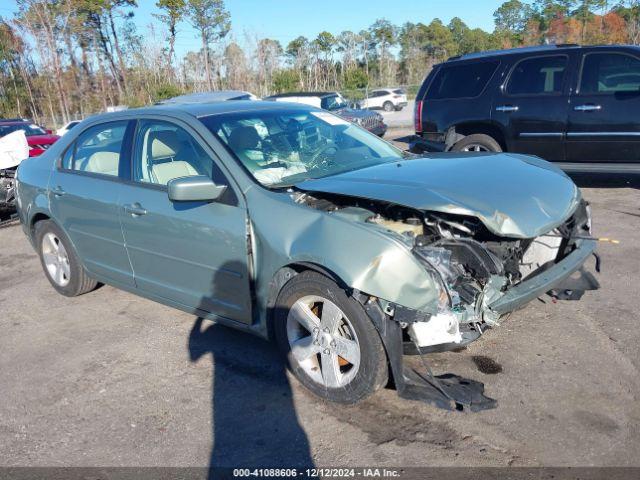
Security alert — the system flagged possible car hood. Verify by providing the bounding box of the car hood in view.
[334,108,378,120]
[296,153,581,239]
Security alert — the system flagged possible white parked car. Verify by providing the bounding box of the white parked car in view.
[359,88,408,112]
[56,120,81,137]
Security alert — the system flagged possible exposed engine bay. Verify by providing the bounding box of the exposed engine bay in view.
[0,168,16,209]
[293,190,597,351]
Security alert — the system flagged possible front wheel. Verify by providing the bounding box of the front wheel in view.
[382,101,394,112]
[274,271,388,404]
[451,134,502,153]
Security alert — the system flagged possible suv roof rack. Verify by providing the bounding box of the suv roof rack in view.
[447,44,580,62]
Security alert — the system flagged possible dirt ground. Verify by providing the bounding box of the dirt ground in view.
[1,142,639,468]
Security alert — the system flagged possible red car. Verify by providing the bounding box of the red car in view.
[0,120,60,157]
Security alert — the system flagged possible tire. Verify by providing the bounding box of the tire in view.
[274,271,388,404]
[451,134,502,153]
[34,219,97,297]
[382,101,394,112]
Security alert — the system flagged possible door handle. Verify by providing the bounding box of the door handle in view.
[123,203,147,217]
[51,186,65,197]
[495,105,519,112]
[574,104,602,112]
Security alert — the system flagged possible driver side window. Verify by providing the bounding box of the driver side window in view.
[133,120,214,186]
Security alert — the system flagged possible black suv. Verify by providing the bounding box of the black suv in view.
[413,44,640,172]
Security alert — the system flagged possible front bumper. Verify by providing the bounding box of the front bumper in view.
[398,237,598,354]
[488,239,598,315]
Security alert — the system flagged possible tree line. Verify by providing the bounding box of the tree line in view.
[1,0,640,127]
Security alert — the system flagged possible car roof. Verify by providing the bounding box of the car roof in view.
[266,92,337,98]
[0,120,31,125]
[84,100,317,122]
[444,44,640,64]
[157,90,256,105]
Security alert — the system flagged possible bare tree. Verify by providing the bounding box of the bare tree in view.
[155,0,186,72]
[185,0,230,90]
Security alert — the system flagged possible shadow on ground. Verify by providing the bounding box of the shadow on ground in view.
[189,319,314,470]
[188,261,314,472]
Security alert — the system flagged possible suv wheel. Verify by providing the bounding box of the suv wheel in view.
[382,101,394,112]
[35,220,98,297]
[451,134,502,153]
[274,271,388,404]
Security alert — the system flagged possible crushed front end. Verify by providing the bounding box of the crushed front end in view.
[295,191,600,410]
[404,199,599,354]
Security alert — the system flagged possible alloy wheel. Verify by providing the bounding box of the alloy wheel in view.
[461,143,491,152]
[42,232,71,287]
[286,295,361,389]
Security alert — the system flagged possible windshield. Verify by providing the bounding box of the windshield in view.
[200,108,404,188]
[0,123,47,137]
[320,95,348,111]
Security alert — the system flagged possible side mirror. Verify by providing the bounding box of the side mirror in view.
[167,175,227,202]
[46,129,53,135]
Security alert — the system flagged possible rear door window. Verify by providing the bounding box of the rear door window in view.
[579,52,640,94]
[506,55,568,95]
[62,121,128,177]
[426,60,499,100]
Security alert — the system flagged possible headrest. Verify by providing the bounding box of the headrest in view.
[150,130,181,159]
[228,126,261,151]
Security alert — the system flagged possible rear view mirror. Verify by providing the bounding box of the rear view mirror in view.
[167,175,227,202]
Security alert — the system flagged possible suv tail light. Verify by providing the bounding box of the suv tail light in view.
[414,100,423,134]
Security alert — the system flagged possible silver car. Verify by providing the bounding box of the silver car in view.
[15,101,598,409]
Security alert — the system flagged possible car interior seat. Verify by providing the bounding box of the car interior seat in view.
[147,129,199,184]
[84,151,120,176]
[227,126,264,173]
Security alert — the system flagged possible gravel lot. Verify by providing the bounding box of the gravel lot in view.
[1,149,639,468]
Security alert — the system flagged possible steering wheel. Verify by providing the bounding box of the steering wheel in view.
[308,143,338,171]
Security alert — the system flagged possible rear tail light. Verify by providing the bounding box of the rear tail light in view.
[414,100,423,134]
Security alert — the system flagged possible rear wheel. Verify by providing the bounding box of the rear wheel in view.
[35,220,97,297]
[451,134,502,153]
[382,101,394,112]
[274,271,388,404]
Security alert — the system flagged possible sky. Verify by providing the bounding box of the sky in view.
[1,0,506,56]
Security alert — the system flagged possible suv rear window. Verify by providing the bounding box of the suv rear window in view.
[426,61,499,100]
[507,55,568,95]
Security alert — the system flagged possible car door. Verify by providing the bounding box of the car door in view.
[49,120,136,287]
[118,117,253,324]
[369,91,384,109]
[566,50,640,163]
[492,54,573,162]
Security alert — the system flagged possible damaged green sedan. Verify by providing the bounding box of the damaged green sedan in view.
[15,101,599,409]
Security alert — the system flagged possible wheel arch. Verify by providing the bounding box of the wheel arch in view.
[264,262,349,340]
[29,211,51,240]
[446,122,508,151]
